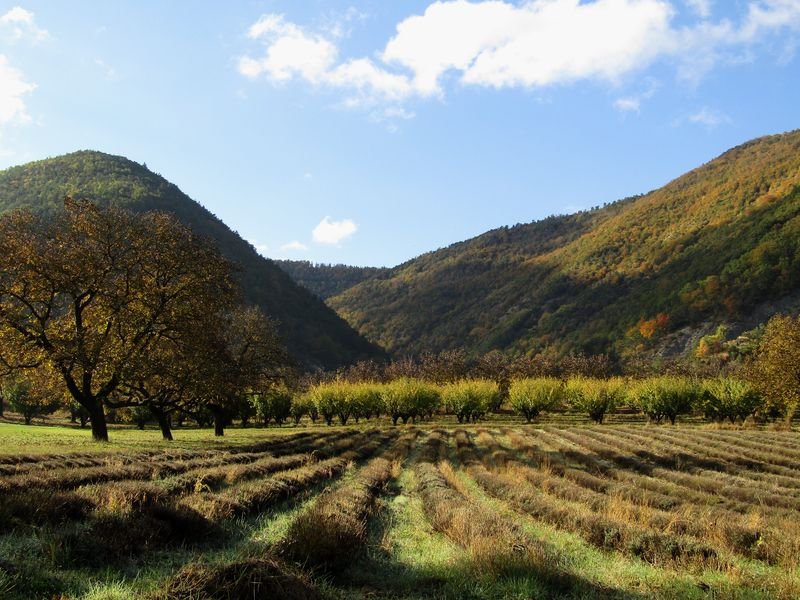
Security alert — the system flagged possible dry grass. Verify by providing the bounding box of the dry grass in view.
[155,557,322,600]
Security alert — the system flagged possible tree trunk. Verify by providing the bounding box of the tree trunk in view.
[0,394,4,417]
[208,405,226,436]
[150,407,173,441]
[88,403,109,442]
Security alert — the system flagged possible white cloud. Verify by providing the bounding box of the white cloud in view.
[239,14,413,107]
[281,240,309,251]
[312,216,357,245]
[240,15,337,82]
[685,0,712,18]
[1,6,48,42]
[248,240,270,256]
[613,78,659,113]
[687,106,731,127]
[0,55,35,125]
[614,97,641,112]
[239,2,800,113]
[385,0,674,93]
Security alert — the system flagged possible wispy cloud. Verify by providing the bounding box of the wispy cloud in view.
[613,78,659,114]
[94,58,118,81]
[248,239,270,256]
[684,0,712,19]
[0,6,48,43]
[281,240,309,251]
[312,216,357,245]
[239,1,800,117]
[0,54,35,125]
[687,106,731,128]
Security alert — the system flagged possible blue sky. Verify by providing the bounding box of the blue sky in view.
[0,1,798,267]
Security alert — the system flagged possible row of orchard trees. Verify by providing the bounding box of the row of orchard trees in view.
[0,199,292,441]
[509,376,768,425]
[281,373,780,427]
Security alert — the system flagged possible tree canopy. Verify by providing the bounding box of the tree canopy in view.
[0,198,250,441]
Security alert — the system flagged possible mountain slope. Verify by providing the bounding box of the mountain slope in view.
[0,151,384,369]
[329,130,800,359]
[274,260,388,300]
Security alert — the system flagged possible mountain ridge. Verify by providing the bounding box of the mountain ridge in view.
[0,150,385,369]
[325,129,800,360]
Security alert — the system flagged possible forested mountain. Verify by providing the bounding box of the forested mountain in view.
[329,130,800,360]
[0,151,384,369]
[274,260,388,299]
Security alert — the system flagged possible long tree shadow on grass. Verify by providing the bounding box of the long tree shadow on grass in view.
[333,475,649,600]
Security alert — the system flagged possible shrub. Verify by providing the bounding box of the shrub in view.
[700,378,761,423]
[627,377,698,424]
[508,378,564,423]
[441,379,499,423]
[565,377,624,424]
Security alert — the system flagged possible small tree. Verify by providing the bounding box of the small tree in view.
[4,378,60,425]
[381,378,440,425]
[441,379,499,423]
[628,377,697,425]
[508,378,564,423]
[252,385,293,426]
[748,314,800,423]
[566,377,623,424]
[700,378,761,424]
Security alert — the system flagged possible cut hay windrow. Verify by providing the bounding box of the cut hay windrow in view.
[625,429,800,495]
[480,431,798,566]
[605,427,800,481]
[409,430,564,582]
[518,429,703,511]
[280,431,418,572]
[636,427,800,481]
[0,430,351,497]
[547,428,780,515]
[157,557,322,600]
[458,430,721,568]
[696,430,800,462]
[583,429,800,512]
[179,432,396,521]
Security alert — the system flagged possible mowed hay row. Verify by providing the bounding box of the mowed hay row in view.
[179,431,398,521]
[0,430,348,497]
[151,431,362,496]
[0,431,357,531]
[697,430,800,463]
[156,557,323,600]
[510,428,710,514]
[280,430,419,573]
[458,430,721,568]
[546,428,793,515]
[582,428,800,512]
[501,429,800,567]
[412,431,552,579]
[636,427,800,490]
[605,426,800,484]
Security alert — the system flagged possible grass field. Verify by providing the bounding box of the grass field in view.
[0,421,798,599]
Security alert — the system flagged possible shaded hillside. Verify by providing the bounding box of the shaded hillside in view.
[0,151,384,369]
[330,130,800,359]
[275,260,388,299]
